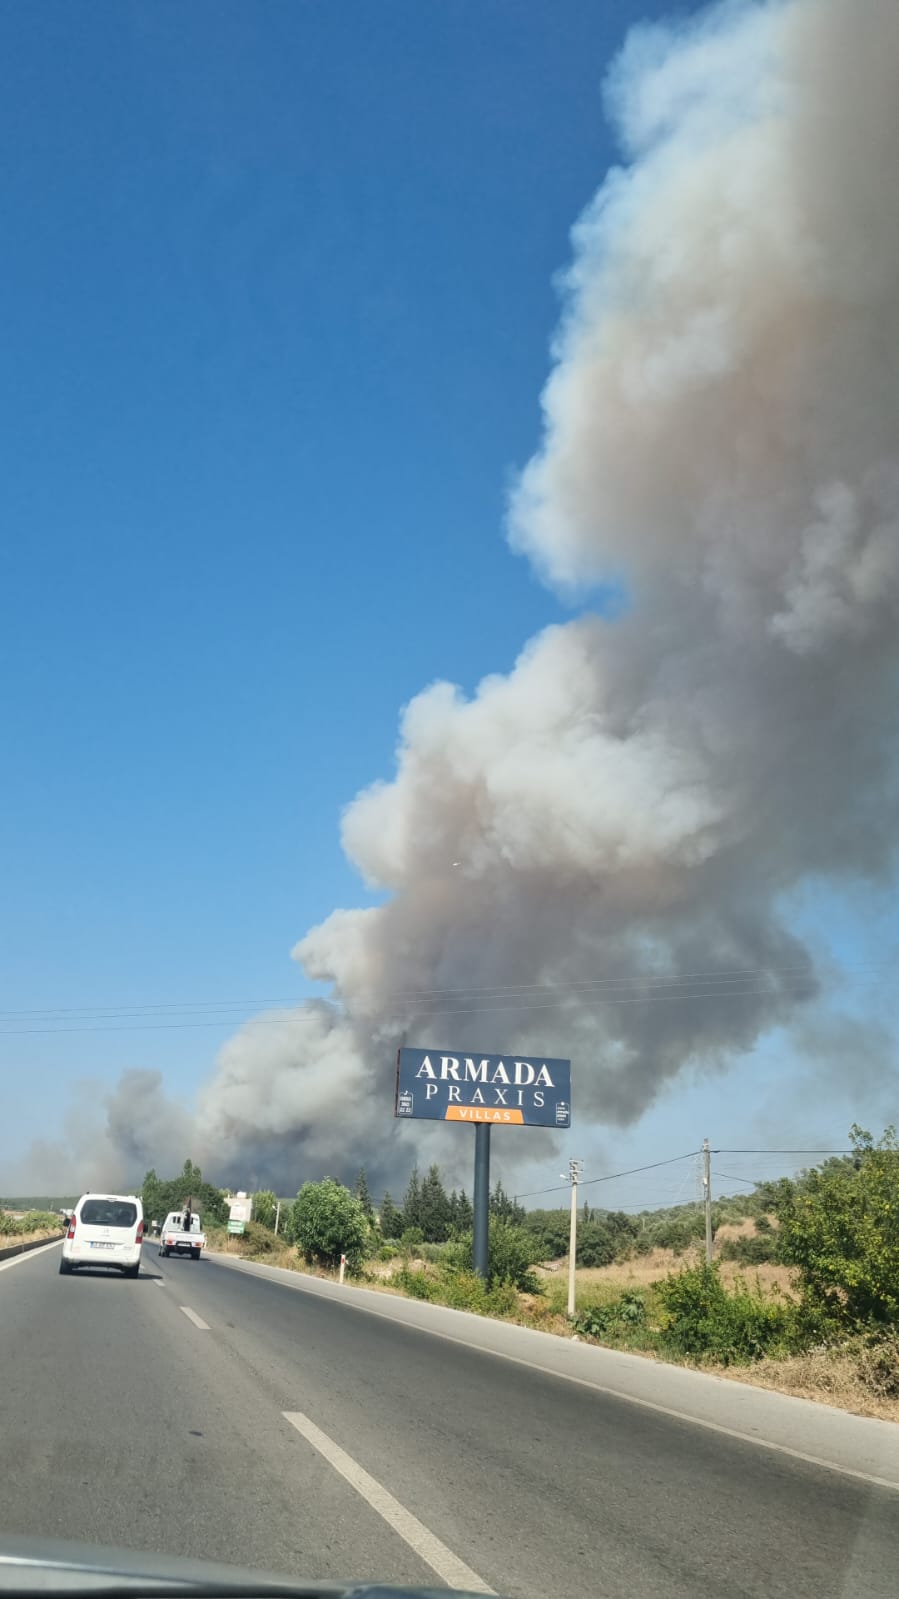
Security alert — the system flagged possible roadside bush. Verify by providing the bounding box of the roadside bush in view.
[417,1241,452,1264]
[400,1227,424,1255]
[288,1178,370,1273]
[657,1263,796,1365]
[777,1125,899,1329]
[394,1267,434,1300]
[377,1243,399,1261]
[394,1265,521,1319]
[240,1220,282,1255]
[575,1291,648,1341]
[445,1220,540,1291]
[21,1210,61,1231]
[855,1334,899,1398]
[718,1234,779,1266]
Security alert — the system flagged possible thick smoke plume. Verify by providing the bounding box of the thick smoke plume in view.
[45,0,899,1192]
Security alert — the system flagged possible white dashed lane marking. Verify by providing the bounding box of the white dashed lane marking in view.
[179,1306,210,1330]
[283,1410,494,1593]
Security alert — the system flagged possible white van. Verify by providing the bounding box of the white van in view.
[60,1193,144,1277]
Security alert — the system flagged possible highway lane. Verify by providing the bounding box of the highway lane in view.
[2,1242,898,1599]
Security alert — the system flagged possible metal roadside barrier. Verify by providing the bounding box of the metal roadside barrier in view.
[0,1232,64,1263]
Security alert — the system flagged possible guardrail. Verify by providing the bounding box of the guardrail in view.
[0,1233,64,1263]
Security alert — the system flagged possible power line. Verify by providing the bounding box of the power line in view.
[711,1170,763,1188]
[372,951,895,1003]
[516,1150,700,1201]
[0,983,829,1037]
[2,949,893,1020]
[0,1013,309,1038]
[714,1147,852,1155]
[0,997,304,1019]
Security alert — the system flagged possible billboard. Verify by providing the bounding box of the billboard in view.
[227,1192,253,1225]
[395,1049,571,1128]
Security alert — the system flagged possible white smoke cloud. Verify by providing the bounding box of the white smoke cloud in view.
[24,0,899,1192]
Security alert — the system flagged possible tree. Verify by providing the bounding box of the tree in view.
[402,1166,423,1233]
[419,1164,452,1242]
[453,1188,473,1232]
[605,1211,639,1247]
[778,1126,899,1327]
[577,1220,616,1268]
[490,1181,525,1227]
[141,1160,228,1229]
[379,1191,402,1238]
[253,1190,278,1229]
[354,1168,374,1218]
[521,1207,569,1259]
[289,1177,370,1272]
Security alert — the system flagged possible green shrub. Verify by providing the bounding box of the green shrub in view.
[394,1265,521,1319]
[251,1190,278,1229]
[434,1269,487,1311]
[657,1263,796,1365]
[377,1243,398,1261]
[577,1221,616,1268]
[446,1220,539,1291]
[394,1267,434,1300]
[484,1279,520,1317]
[400,1227,424,1254]
[575,1290,648,1341]
[718,1234,778,1266]
[777,1125,899,1328]
[19,1211,61,1232]
[417,1241,452,1264]
[288,1178,370,1272]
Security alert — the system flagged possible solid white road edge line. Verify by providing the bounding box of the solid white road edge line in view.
[283,1411,494,1595]
[0,1239,63,1274]
[215,1257,899,1493]
[153,1278,166,1287]
[179,1305,210,1330]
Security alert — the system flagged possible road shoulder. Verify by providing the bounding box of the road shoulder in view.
[206,1249,899,1488]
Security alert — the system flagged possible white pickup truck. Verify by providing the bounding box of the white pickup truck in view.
[159,1209,206,1260]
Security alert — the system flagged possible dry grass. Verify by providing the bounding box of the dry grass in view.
[0,1228,62,1250]
[535,1245,797,1299]
[725,1347,899,1423]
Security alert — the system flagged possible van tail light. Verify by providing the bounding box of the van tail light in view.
[67,1216,76,1240]
[136,1221,144,1245]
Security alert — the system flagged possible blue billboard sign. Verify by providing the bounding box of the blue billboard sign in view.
[395,1048,571,1129]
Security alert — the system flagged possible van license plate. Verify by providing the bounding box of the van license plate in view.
[90,1242,114,1249]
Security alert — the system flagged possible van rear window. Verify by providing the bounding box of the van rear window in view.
[80,1199,138,1228]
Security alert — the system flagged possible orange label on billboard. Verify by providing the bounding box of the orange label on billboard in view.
[445,1106,525,1124]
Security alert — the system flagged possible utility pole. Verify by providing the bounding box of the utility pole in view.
[567,1158,583,1318]
[702,1138,713,1265]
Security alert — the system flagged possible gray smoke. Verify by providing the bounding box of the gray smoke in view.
[33,0,899,1193]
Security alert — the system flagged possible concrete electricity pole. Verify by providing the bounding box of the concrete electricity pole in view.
[567,1158,583,1318]
[702,1138,713,1265]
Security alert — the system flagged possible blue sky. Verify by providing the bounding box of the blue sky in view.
[1,1,894,1202]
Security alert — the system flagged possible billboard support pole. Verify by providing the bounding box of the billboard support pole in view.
[472,1123,491,1279]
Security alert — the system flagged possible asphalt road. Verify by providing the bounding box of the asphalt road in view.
[1,1242,897,1598]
